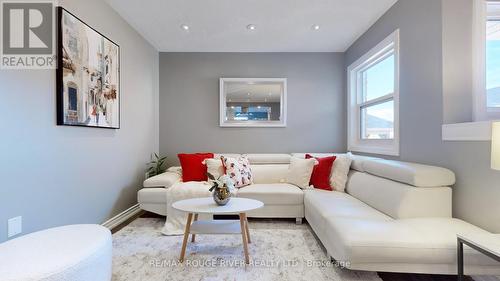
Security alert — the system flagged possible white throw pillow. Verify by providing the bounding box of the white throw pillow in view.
[286,157,317,189]
[330,154,352,192]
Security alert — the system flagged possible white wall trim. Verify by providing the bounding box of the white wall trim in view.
[442,121,493,141]
[102,204,141,230]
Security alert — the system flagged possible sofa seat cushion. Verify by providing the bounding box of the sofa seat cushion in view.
[325,217,498,266]
[138,187,167,204]
[304,189,392,221]
[236,183,303,205]
[304,189,391,252]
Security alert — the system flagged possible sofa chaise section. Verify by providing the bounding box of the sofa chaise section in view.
[325,217,500,275]
[305,156,500,275]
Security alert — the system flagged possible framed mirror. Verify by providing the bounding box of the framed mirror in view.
[220,78,287,127]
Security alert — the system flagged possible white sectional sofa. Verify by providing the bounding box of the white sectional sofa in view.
[138,153,500,275]
[140,154,305,221]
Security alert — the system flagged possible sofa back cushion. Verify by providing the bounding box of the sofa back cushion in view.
[347,153,381,172]
[251,164,289,184]
[214,153,241,160]
[213,154,291,184]
[213,153,291,184]
[292,153,337,159]
[246,154,291,164]
[215,153,291,165]
[345,171,452,219]
[362,159,456,187]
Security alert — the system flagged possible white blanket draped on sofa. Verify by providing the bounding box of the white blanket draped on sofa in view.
[162,181,214,235]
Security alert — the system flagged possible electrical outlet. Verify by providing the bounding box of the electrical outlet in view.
[7,216,22,238]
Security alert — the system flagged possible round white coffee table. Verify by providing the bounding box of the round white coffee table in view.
[172,197,264,264]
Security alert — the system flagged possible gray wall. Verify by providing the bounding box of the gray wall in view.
[346,0,500,233]
[442,0,473,124]
[0,0,159,242]
[159,53,346,166]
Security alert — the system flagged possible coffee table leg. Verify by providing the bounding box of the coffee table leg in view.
[244,214,251,243]
[179,213,193,263]
[191,214,198,242]
[239,213,250,264]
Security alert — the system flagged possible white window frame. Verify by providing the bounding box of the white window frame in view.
[347,29,400,156]
[473,0,500,121]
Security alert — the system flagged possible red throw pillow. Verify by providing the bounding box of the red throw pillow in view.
[305,154,336,191]
[178,153,214,182]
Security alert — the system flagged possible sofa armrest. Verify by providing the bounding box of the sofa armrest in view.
[143,171,181,188]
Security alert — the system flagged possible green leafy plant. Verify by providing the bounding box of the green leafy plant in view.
[146,153,167,178]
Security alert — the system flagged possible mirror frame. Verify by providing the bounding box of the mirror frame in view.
[219,78,287,127]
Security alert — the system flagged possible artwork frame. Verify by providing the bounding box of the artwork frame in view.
[56,7,120,129]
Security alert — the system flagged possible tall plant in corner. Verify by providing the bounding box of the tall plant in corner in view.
[146,153,167,178]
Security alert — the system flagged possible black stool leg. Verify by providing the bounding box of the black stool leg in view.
[457,239,464,281]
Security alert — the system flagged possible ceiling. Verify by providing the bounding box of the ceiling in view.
[106,0,398,52]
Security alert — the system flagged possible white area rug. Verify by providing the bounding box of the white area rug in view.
[112,218,382,281]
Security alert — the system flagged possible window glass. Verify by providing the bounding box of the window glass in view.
[362,54,395,102]
[487,19,500,107]
[361,100,394,140]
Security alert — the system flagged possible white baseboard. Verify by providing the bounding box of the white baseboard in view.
[102,204,142,230]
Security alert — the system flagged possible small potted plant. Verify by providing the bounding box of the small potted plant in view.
[146,153,167,179]
[207,173,234,206]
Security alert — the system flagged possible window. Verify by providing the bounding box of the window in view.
[474,1,500,120]
[348,30,399,156]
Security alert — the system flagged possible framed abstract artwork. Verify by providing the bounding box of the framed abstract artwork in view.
[56,7,120,129]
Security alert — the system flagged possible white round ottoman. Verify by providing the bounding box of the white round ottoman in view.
[0,224,112,281]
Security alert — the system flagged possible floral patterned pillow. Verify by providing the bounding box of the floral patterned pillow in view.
[222,156,253,188]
